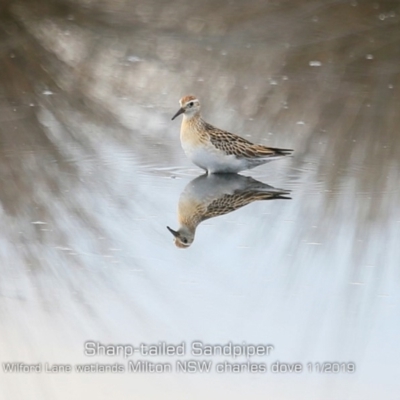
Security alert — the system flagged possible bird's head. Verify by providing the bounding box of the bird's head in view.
[166,226,195,248]
[171,95,201,120]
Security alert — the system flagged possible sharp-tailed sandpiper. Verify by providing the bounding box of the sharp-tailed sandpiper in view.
[171,95,293,173]
[167,174,291,248]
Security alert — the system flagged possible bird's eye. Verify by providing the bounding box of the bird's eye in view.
[182,238,188,244]
[189,102,194,107]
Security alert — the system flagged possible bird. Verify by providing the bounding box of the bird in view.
[171,95,293,174]
[167,173,291,248]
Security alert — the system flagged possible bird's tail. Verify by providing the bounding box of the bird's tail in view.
[245,190,292,202]
[269,147,293,156]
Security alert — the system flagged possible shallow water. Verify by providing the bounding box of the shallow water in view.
[0,0,400,398]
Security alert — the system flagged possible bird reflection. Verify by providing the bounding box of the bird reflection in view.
[167,174,291,248]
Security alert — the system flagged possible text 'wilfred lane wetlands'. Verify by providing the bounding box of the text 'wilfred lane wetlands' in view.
[2,361,305,374]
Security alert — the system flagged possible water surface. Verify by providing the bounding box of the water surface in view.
[0,0,399,399]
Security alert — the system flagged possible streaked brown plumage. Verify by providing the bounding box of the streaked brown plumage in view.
[167,174,291,248]
[171,95,293,173]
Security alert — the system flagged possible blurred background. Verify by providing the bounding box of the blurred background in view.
[0,0,399,398]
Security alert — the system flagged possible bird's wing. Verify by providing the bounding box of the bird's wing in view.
[201,190,290,222]
[206,123,292,158]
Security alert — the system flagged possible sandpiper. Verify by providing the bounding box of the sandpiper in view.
[167,174,290,248]
[171,95,293,173]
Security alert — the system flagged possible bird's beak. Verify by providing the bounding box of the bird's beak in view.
[167,226,179,237]
[171,107,185,121]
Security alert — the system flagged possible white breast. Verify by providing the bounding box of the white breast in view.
[182,141,246,173]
